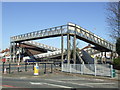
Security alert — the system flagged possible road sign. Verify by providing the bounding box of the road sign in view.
[2,58,6,62]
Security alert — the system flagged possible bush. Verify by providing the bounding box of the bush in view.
[116,38,120,56]
[113,57,120,65]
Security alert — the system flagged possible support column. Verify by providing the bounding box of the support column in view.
[50,63,53,73]
[110,52,113,62]
[18,43,21,72]
[15,43,17,63]
[9,42,12,74]
[111,52,114,62]
[101,52,103,63]
[13,42,15,62]
[44,63,46,74]
[104,52,107,63]
[11,42,13,62]
[61,30,64,65]
[73,25,76,64]
[18,43,21,63]
[67,34,70,64]
[73,35,76,64]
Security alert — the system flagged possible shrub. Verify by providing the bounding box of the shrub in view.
[113,57,120,65]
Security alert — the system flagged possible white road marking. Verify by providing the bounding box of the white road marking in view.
[30,82,43,85]
[45,79,94,87]
[94,79,104,81]
[30,82,72,88]
[20,77,27,79]
[86,83,115,85]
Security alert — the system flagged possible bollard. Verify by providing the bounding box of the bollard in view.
[34,63,39,75]
[25,62,27,71]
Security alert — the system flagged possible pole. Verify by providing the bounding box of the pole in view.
[61,26,64,66]
[18,43,21,72]
[13,42,15,62]
[50,63,53,73]
[9,41,12,74]
[73,25,76,64]
[25,62,27,71]
[67,34,70,65]
[2,62,5,73]
[33,62,34,70]
[9,63,11,74]
[15,43,17,63]
[44,63,46,74]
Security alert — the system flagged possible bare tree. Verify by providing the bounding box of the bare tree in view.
[106,2,120,39]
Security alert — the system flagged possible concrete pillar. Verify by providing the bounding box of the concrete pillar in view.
[67,34,70,64]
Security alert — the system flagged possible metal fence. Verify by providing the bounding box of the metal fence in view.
[62,64,114,77]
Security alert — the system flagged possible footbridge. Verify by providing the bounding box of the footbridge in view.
[10,22,116,64]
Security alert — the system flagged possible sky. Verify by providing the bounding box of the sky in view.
[2,2,112,50]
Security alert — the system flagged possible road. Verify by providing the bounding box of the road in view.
[2,72,119,89]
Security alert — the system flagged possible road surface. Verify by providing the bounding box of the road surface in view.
[2,72,119,89]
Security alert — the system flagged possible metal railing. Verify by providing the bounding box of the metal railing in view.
[22,41,60,51]
[11,25,67,42]
[62,64,114,77]
[67,23,116,52]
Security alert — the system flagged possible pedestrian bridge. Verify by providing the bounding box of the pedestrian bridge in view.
[11,23,115,52]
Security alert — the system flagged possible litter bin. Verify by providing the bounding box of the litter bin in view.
[34,63,39,75]
[112,69,116,77]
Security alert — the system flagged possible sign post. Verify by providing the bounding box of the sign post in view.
[2,58,6,73]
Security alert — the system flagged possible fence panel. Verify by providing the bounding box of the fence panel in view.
[96,64,111,76]
[62,64,112,77]
[83,64,95,75]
